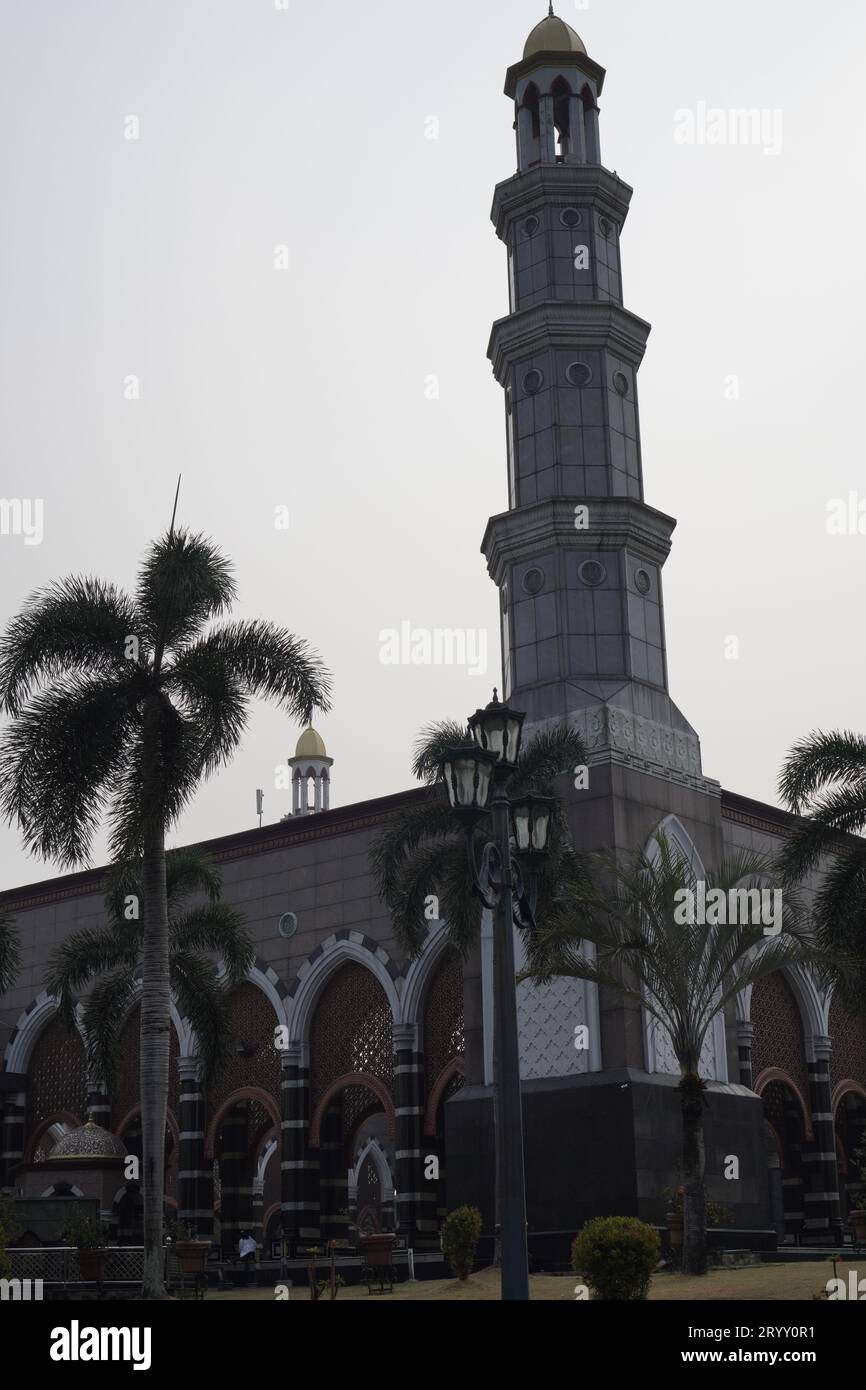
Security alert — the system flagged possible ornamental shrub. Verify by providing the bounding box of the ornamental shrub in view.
[571,1216,661,1301]
[441,1206,483,1281]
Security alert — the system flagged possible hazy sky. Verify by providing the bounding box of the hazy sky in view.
[1,0,864,888]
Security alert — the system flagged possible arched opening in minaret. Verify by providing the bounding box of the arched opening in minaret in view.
[519,83,541,167]
[551,76,572,163]
[580,84,600,164]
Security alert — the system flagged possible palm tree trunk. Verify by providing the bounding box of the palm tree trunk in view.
[680,1071,708,1276]
[140,702,171,1299]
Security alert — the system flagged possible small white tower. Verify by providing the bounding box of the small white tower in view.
[288,727,333,816]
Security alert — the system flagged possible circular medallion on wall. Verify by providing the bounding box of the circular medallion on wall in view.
[635,569,652,596]
[613,371,630,396]
[566,360,593,388]
[522,215,540,237]
[579,560,606,588]
[560,208,582,228]
[278,912,298,940]
[523,369,544,395]
[522,567,545,597]
[599,217,613,238]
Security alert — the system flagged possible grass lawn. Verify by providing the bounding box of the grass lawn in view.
[206,1261,857,1302]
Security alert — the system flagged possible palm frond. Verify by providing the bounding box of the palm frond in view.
[0,907,21,996]
[778,730,866,814]
[137,529,236,660]
[0,576,138,717]
[170,904,254,985]
[169,952,233,1082]
[80,969,139,1092]
[0,676,140,866]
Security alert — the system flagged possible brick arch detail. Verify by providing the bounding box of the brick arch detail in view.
[832,1079,866,1112]
[424,1057,465,1138]
[309,1073,395,1148]
[116,1105,180,1152]
[754,1067,813,1141]
[205,1087,281,1160]
[23,1111,82,1163]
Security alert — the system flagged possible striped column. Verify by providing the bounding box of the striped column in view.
[280,1044,320,1246]
[0,1088,26,1191]
[251,1176,264,1257]
[319,1100,349,1245]
[393,1023,428,1245]
[86,1072,112,1131]
[736,1023,754,1088]
[219,1100,252,1256]
[803,1035,841,1238]
[177,1057,212,1238]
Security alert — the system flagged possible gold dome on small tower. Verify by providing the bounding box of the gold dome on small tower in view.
[524,6,587,59]
[294,727,327,759]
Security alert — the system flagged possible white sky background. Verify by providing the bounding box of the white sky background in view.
[1,0,864,888]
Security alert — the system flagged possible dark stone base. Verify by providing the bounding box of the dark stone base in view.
[445,1069,773,1244]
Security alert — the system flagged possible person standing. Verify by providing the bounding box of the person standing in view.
[238,1232,257,1288]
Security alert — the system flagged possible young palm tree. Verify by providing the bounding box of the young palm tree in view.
[0,907,20,997]
[45,846,254,1091]
[0,529,330,1297]
[523,831,816,1276]
[371,719,588,958]
[777,730,866,1014]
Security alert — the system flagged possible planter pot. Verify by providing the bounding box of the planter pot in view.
[175,1241,211,1275]
[360,1234,396,1268]
[851,1210,866,1243]
[77,1248,108,1282]
[666,1213,684,1249]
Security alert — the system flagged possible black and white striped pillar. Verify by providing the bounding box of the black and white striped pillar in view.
[219,1100,253,1256]
[0,1087,26,1192]
[318,1100,349,1245]
[280,1044,320,1246]
[393,1023,427,1244]
[177,1057,212,1238]
[803,1035,841,1238]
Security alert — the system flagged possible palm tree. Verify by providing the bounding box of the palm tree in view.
[777,730,866,1015]
[45,846,254,1092]
[371,719,588,958]
[0,529,330,1296]
[523,831,816,1276]
[0,907,20,997]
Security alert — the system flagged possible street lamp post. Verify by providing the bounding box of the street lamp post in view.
[440,692,555,1302]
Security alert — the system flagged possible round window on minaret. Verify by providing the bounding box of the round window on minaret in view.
[523,369,544,395]
[599,217,614,238]
[635,570,652,596]
[566,361,593,388]
[579,560,607,588]
[613,371,630,396]
[560,208,582,228]
[521,215,540,237]
[522,567,545,597]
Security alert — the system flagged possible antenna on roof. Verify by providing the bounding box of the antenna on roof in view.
[256,789,264,829]
[169,474,182,539]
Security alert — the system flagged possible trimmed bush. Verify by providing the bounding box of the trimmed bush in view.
[571,1216,661,1301]
[441,1206,483,1281]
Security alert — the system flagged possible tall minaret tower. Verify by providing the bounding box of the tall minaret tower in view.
[482,9,705,785]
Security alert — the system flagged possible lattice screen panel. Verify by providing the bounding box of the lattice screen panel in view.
[207,982,281,1114]
[309,963,393,1104]
[828,995,866,1091]
[423,948,465,1093]
[750,972,809,1106]
[26,1016,87,1132]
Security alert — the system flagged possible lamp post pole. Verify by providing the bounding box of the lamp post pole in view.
[440,693,554,1303]
[489,776,530,1302]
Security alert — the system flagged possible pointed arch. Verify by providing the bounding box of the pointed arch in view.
[349,1136,395,1199]
[400,921,452,1025]
[309,1073,395,1148]
[288,935,401,1045]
